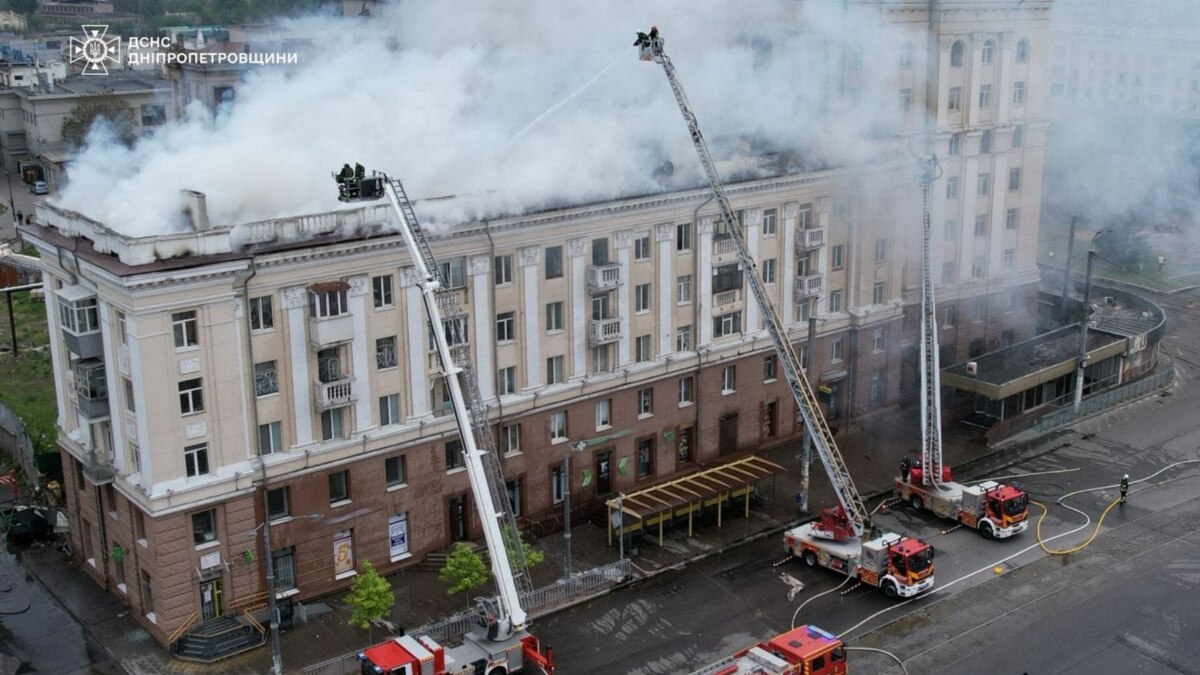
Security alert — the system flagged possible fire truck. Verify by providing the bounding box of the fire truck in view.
[635,29,935,599]
[689,625,847,675]
[893,154,1029,540]
[334,171,553,675]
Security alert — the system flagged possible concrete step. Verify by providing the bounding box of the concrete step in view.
[416,542,488,572]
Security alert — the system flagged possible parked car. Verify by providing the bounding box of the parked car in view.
[29,181,48,195]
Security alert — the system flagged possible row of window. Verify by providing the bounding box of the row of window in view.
[948,37,1031,68]
[947,126,1024,157]
[945,80,1028,112]
[945,168,1021,200]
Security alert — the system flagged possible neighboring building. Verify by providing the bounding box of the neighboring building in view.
[20,0,1053,653]
[1049,0,1200,116]
[38,1,115,18]
[0,70,174,180]
[0,10,28,32]
[0,59,68,88]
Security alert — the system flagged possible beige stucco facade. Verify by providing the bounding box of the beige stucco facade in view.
[23,0,1053,648]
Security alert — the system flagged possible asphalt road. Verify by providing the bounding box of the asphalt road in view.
[536,290,1200,675]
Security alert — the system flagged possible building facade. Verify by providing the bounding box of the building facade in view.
[23,0,1053,648]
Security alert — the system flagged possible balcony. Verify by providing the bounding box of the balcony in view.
[586,264,623,292]
[307,313,354,350]
[795,228,826,252]
[712,235,739,259]
[74,359,109,419]
[314,378,356,410]
[794,275,824,303]
[588,317,623,346]
[713,289,741,309]
[57,287,103,359]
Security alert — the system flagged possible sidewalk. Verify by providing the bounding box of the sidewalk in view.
[20,402,1001,674]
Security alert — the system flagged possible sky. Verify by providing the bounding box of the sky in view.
[52,0,916,239]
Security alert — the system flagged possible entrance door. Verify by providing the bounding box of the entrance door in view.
[199,579,221,621]
[719,413,739,456]
[596,451,612,496]
[449,494,469,542]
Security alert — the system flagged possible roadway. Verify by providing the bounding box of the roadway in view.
[536,289,1200,675]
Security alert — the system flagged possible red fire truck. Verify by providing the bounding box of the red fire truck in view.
[688,625,847,675]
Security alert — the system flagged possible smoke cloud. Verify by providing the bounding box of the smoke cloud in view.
[55,1,918,239]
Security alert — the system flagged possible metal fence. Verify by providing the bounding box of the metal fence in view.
[1031,360,1175,434]
[0,403,38,491]
[302,559,631,675]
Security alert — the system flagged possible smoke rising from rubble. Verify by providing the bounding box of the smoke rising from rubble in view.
[54,1,916,239]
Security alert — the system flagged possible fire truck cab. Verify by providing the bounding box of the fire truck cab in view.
[785,526,935,598]
[689,625,846,675]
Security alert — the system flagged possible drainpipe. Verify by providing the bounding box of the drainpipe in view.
[237,258,282,675]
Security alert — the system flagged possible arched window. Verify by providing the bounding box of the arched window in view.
[951,40,965,67]
[982,39,996,65]
[900,42,914,69]
[1016,38,1030,63]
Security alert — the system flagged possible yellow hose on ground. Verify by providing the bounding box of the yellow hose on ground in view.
[1031,497,1121,555]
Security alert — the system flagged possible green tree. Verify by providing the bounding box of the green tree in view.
[438,543,488,608]
[346,560,394,642]
[504,525,544,570]
[60,94,138,150]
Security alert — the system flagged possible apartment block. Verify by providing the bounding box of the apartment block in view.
[21,0,1052,649]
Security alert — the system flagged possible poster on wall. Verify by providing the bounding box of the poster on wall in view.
[333,530,354,576]
[389,514,409,558]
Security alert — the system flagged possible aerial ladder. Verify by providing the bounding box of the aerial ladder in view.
[635,29,934,598]
[893,158,1029,539]
[334,170,552,674]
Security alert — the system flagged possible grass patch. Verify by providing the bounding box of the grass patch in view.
[0,291,58,455]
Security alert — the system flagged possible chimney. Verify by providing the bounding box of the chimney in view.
[181,190,210,231]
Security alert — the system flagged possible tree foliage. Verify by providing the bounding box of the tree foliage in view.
[504,525,544,570]
[346,560,394,631]
[60,94,138,150]
[438,543,488,605]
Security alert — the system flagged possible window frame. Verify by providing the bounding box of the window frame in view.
[493,255,514,286]
[545,302,564,332]
[178,378,204,415]
[371,274,394,308]
[496,311,516,343]
[549,411,567,441]
[328,470,350,503]
[258,421,282,455]
[191,509,217,546]
[249,296,274,331]
[172,310,198,349]
[385,455,407,488]
[184,443,209,478]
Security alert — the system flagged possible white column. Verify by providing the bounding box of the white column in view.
[936,35,954,129]
[988,154,1009,276]
[98,303,124,473]
[569,238,587,379]
[125,315,151,483]
[996,32,1014,125]
[967,33,985,127]
[959,156,979,282]
[781,202,797,325]
[283,286,314,446]
[469,255,496,399]
[400,270,430,419]
[614,230,631,366]
[656,223,673,358]
[348,275,372,432]
[744,208,761,332]
[516,249,541,389]
[43,282,67,429]
[697,216,714,345]
[816,199,832,315]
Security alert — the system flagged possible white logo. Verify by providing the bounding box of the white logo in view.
[70,25,120,75]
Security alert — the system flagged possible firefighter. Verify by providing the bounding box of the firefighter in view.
[1119,474,1129,504]
[354,162,365,179]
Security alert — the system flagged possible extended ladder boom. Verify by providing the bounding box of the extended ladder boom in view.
[917,157,944,487]
[377,174,532,634]
[637,32,870,538]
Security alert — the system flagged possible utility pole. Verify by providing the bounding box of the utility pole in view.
[1059,215,1078,321]
[1072,249,1097,415]
[260,466,283,675]
[800,315,818,513]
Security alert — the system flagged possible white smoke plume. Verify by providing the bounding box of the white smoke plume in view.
[54,1,916,239]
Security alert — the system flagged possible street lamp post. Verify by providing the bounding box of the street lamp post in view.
[249,511,322,675]
[562,441,586,579]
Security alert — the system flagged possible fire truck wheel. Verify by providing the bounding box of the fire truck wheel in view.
[980,522,996,539]
[881,580,899,599]
[803,550,818,568]
[487,668,508,675]
[910,495,923,511]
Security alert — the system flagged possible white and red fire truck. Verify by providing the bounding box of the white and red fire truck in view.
[896,463,1029,539]
[688,625,847,675]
